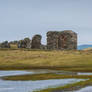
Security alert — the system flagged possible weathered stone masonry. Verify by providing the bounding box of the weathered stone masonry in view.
[47,30,77,50]
[18,38,31,49]
[31,34,42,49]
[0,41,10,48]
[47,31,59,49]
[3,30,77,50]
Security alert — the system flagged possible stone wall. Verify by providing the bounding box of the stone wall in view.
[47,31,59,50]
[18,38,31,48]
[0,41,10,48]
[31,34,42,49]
[47,30,77,50]
[1,30,77,50]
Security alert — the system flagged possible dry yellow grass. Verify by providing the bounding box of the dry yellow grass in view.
[10,44,18,49]
[0,49,92,71]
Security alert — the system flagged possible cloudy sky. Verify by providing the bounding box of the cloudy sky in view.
[0,0,92,45]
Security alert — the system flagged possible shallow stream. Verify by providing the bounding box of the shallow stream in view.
[0,70,91,92]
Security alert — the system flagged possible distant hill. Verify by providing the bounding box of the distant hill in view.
[78,45,92,50]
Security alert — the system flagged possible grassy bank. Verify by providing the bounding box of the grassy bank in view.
[0,49,92,71]
[1,73,92,81]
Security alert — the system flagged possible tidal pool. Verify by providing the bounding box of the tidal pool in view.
[0,71,34,77]
[0,70,86,92]
[77,72,92,75]
[76,86,92,92]
[0,79,85,92]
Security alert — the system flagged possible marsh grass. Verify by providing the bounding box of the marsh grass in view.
[1,73,92,81]
[2,73,92,92]
[0,49,92,71]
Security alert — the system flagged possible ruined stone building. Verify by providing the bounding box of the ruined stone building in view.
[18,38,31,49]
[0,41,10,48]
[31,34,42,49]
[17,34,42,49]
[47,30,77,50]
[17,30,77,50]
[2,30,77,50]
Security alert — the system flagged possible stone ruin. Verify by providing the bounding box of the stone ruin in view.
[31,34,42,49]
[18,38,31,49]
[47,30,77,50]
[17,34,42,49]
[0,41,10,48]
[0,30,77,50]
